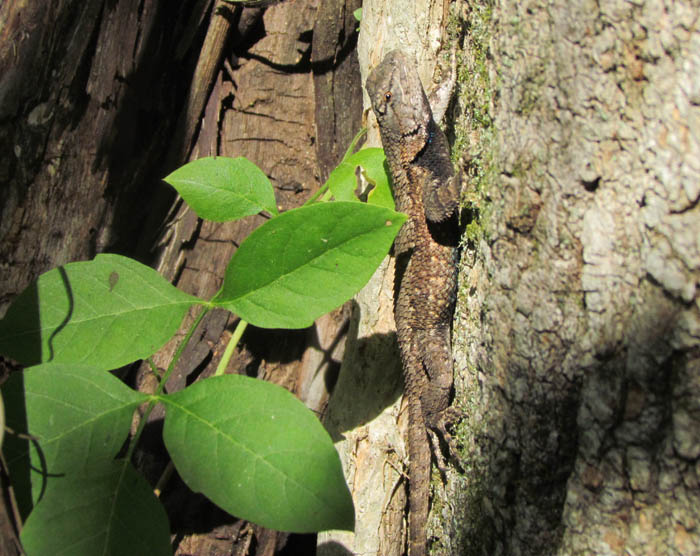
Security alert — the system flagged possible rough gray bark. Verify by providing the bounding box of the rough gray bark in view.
[447,0,700,554]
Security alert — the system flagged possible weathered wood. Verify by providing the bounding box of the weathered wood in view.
[1,0,364,553]
[0,1,214,314]
[135,0,364,553]
[311,0,363,181]
[0,0,214,551]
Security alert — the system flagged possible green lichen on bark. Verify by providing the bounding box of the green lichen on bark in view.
[450,1,497,246]
[432,3,499,555]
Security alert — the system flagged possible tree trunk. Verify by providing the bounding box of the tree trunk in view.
[450,0,700,554]
[327,0,700,554]
[1,1,213,551]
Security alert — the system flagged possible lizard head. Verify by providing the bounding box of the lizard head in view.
[366,50,432,162]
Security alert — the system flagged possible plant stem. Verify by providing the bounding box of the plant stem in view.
[342,127,367,160]
[303,182,329,206]
[154,461,174,497]
[304,127,367,207]
[157,305,210,396]
[214,318,248,376]
[126,304,210,461]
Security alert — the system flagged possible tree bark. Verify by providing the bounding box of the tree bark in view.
[1,0,363,554]
[7,0,698,554]
[1,1,213,551]
[0,0,213,314]
[447,0,700,554]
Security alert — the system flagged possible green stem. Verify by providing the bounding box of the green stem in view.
[126,304,210,461]
[303,181,329,206]
[342,127,367,160]
[156,305,210,396]
[215,319,248,376]
[304,127,367,207]
[145,356,160,381]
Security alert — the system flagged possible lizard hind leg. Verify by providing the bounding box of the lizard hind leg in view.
[418,327,463,467]
[416,326,454,427]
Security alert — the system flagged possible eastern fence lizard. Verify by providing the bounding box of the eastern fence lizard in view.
[366,50,460,556]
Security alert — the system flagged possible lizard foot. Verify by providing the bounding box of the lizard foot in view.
[428,406,464,479]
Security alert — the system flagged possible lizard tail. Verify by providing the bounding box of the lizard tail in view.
[407,391,430,556]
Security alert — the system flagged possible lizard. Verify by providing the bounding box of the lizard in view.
[365,50,460,556]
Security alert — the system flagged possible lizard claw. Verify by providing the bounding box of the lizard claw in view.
[428,406,464,479]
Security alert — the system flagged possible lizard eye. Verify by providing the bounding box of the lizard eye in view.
[384,91,392,101]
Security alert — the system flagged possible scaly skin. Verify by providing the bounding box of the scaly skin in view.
[366,50,459,556]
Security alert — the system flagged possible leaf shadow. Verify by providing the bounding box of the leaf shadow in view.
[1,371,61,520]
[316,540,355,555]
[322,300,403,443]
[46,267,74,363]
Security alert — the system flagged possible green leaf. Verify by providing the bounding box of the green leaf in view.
[326,148,393,209]
[20,460,171,556]
[164,156,278,221]
[325,158,361,202]
[0,254,199,367]
[353,7,362,21]
[350,148,394,209]
[213,201,406,328]
[2,363,147,517]
[160,375,354,533]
